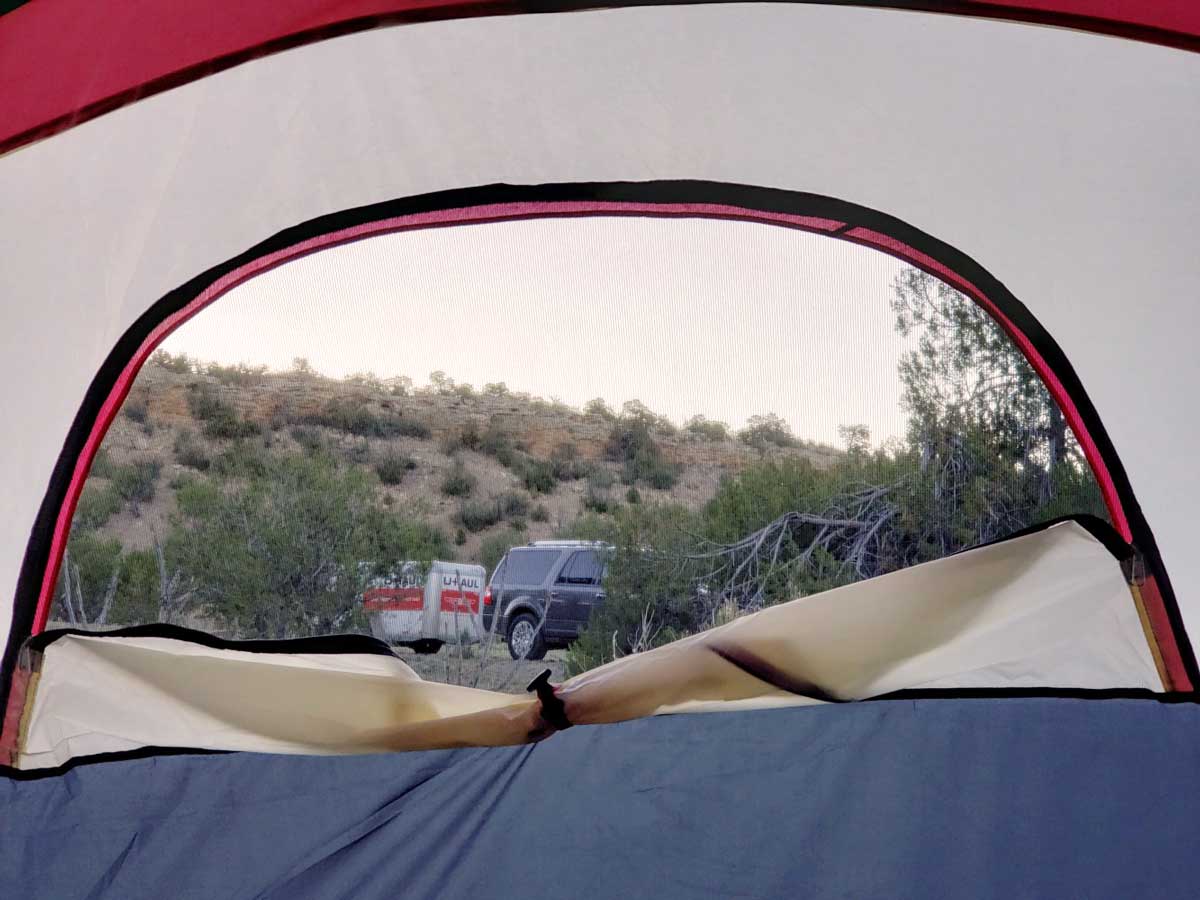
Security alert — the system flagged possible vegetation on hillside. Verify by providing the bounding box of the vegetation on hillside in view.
[563,269,1107,674]
[53,267,1107,682]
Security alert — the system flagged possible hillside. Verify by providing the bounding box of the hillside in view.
[78,357,841,570]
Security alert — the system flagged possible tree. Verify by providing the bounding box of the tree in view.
[568,266,1109,675]
[168,451,449,638]
[738,413,798,450]
[891,268,1069,481]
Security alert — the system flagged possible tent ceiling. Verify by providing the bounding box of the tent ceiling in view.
[1,4,1198,686]
[1,1,1198,154]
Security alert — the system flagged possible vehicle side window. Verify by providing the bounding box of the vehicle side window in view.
[505,549,560,585]
[490,558,507,586]
[557,551,602,585]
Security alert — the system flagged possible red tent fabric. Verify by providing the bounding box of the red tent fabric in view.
[1,0,1197,155]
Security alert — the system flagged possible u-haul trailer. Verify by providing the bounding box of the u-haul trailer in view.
[361,560,486,654]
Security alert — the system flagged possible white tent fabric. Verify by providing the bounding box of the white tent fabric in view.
[12,522,1162,769]
[1,5,1198,655]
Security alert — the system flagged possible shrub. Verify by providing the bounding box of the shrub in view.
[149,351,195,374]
[111,459,161,505]
[302,396,429,439]
[625,486,642,504]
[188,385,261,440]
[289,425,324,453]
[74,484,124,529]
[550,442,590,481]
[684,415,730,442]
[588,468,616,491]
[440,422,482,454]
[174,430,210,471]
[583,486,616,514]
[455,528,467,546]
[212,441,269,479]
[738,413,799,450]
[530,503,550,523]
[458,499,502,533]
[440,460,476,497]
[90,449,116,479]
[498,491,530,518]
[583,398,616,420]
[482,382,509,397]
[479,420,515,459]
[205,361,267,386]
[606,419,679,489]
[123,395,149,424]
[375,453,417,485]
[347,439,371,464]
[520,458,556,495]
[636,454,679,490]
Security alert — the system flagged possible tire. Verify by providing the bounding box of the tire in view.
[412,639,443,655]
[507,613,546,661]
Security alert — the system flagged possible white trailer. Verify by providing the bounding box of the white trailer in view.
[361,560,486,654]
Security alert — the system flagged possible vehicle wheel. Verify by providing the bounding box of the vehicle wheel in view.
[412,639,443,655]
[507,613,546,661]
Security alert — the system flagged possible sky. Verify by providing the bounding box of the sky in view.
[161,216,915,447]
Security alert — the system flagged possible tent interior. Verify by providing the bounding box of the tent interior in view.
[2,1,1198,897]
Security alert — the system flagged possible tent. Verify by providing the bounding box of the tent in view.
[2,1,1199,896]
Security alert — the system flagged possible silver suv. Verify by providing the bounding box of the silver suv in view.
[482,541,611,660]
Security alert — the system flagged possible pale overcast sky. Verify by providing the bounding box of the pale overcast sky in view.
[162,216,915,447]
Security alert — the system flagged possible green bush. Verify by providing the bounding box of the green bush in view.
[212,440,269,479]
[174,429,210,471]
[205,361,268,386]
[684,415,730,442]
[111,459,161,504]
[290,425,325,453]
[550,442,591,481]
[455,528,468,546]
[530,503,550,523]
[458,499,502,533]
[89,449,116,479]
[498,491,530,518]
[302,396,429,440]
[737,413,799,450]
[582,486,616,514]
[188,385,261,440]
[347,439,371,464]
[625,486,642,505]
[375,453,417,485]
[74,483,124,529]
[123,395,149,424]
[440,422,482,454]
[149,350,195,374]
[583,398,616,420]
[440,460,476,497]
[519,458,556,495]
[479,420,515,460]
[605,417,679,489]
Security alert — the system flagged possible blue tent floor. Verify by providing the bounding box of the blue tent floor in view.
[4,698,1199,899]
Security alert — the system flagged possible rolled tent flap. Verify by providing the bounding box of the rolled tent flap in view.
[5,520,1164,771]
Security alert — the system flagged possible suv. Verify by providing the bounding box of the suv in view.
[482,541,611,660]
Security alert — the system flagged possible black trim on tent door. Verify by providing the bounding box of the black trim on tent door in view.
[4,180,1195,709]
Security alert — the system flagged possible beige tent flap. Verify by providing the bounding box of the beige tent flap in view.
[7,521,1162,770]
